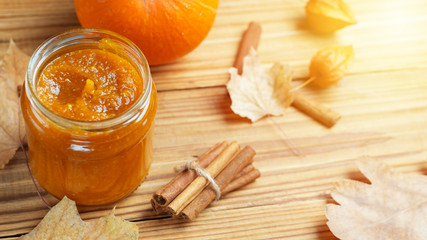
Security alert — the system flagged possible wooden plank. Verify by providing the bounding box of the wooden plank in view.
[151,0,427,90]
[1,68,427,237]
[1,0,427,91]
[0,0,427,239]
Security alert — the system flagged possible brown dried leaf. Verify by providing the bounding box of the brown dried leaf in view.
[4,39,30,87]
[19,197,87,239]
[0,39,29,169]
[19,197,139,239]
[84,209,139,239]
[326,158,427,240]
[227,48,294,122]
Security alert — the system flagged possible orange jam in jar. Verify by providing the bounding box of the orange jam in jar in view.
[21,29,157,205]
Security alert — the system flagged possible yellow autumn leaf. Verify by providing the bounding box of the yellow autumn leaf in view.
[19,196,139,239]
[227,48,294,122]
[326,158,427,240]
[306,0,357,33]
[0,39,29,169]
[309,45,354,88]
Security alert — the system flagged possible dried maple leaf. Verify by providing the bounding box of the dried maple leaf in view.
[19,196,139,239]
[326,158,427,240]
[227,48,294,122]
[0,39,29,169]
[305,0,357,33]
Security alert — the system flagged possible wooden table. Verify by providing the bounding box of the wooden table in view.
[1,0,427,239]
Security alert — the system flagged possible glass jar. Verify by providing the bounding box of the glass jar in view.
[21,29,157,205]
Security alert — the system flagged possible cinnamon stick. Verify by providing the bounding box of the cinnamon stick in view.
[292,92,341,128]
[153,162,260,216]
[233,163,255,180]
[233,21,341,128]
[181,146,256,220]
[153,141,228,207]
[168,141,241,216]
[222,168,261,195]
[151,198,167,215]
[233,22,262,74]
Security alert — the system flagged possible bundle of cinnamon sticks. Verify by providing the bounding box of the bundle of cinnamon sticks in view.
[151,141,260,220]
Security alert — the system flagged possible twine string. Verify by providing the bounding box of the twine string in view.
[21,143,51,209]
[177,160,222,201]
[16,107,51,209]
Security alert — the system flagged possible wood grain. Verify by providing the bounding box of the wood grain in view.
[1,0,427,239]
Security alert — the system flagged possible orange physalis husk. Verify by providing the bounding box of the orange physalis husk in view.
[305,0,357,33]
[308,45,354,88]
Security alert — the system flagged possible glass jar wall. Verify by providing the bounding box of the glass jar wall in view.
[21,29,157,205]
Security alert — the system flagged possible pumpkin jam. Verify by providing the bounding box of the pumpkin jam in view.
[37,49,143,121]
[22,46,157,205]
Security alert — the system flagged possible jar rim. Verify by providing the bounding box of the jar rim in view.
[25,28,153,130]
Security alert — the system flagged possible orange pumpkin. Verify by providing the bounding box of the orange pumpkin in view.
[74,0,219,65]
